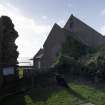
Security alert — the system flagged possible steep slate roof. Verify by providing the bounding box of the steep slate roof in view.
[43,14,105,49]
[43,23,64,48]
[64,14,105,47]
[64,14,74,30]
[33,14,105,68]
[33,49,43,59]
[64,14,102,36]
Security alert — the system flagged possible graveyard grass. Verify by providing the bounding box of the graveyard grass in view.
[1,81,105,105]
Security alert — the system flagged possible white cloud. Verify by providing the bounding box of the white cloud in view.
[58,19,65,27]
[100,25,105,35]
[68,3,73,8]
[100,9,105,16]
[42,15,48,20]
[0,3,51,61]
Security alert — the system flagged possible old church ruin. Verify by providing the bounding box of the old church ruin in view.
[33,14,105,69]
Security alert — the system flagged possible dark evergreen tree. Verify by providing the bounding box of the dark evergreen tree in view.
[1,16,19,67]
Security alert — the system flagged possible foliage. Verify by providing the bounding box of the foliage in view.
[2,82,105,105]
[83,46,105,81]
[54,35,105,82]
[54,35,92,76]
[54,55,81,75]
[1,16,19,66]
[61,36,91,59]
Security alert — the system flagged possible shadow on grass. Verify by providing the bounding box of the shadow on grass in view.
[27,85,59,103]
[0,85,88,105]
[65,86,87,101]
[0,79,29,105]
[27,84,88,104]
[0,85,61,105]
[0,94,26,105]
[0,79,89,105]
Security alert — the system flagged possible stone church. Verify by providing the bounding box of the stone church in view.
[33,14,105,69]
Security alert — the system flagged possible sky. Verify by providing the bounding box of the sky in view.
[0,0,105,64]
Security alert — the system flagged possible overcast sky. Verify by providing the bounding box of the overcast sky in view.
[0,0,105,63]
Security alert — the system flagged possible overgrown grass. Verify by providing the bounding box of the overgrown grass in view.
[1,82,105,105]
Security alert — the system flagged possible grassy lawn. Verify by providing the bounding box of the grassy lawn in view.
[1,82,105,105]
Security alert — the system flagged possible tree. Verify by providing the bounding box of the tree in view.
[1,16,19,67]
